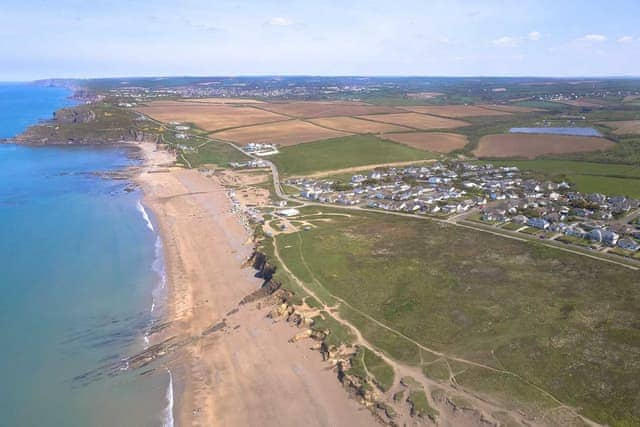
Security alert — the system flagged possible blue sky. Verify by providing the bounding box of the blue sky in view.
[1,0,639,80]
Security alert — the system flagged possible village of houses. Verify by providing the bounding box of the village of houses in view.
[285,162,640,256]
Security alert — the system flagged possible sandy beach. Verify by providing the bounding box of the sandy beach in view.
[135,142,374,426]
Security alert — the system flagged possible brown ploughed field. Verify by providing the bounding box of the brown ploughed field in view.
[183,98,266,104]
[357,112,469,130]
[384,132,468,153]
[309,116,411,133]
[257,101,401,118]
[553,99,609,108]
[598,120,640,135]
[401,105,511,118]
[478,104,545,113]
[212,119,351,146]
[136,101,287,131]
[474,134,615,159]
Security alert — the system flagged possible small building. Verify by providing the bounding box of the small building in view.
[276,208,300,217]
[527,217,550,230]
[618,238,640,252]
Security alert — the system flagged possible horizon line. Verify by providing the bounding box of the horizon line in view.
[3,73,637,83]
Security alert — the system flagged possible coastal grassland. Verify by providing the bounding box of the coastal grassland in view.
[483,159,640,198]
[311,311,355,347]
[274,208,640,425]
[177,138,248,168]
[271,135,434,176]
[347,346,395,392]
[362,347,395,391]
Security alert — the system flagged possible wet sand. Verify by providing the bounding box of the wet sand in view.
[135,142,374,426]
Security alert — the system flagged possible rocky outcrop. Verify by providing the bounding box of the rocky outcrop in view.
[239,279,281,305]
[54,107,96,124]
[247,250,277,280]
[10,103,160,146]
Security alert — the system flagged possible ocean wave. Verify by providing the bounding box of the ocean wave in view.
[144,235,167,349]
[136,200,155,232]
[151,235,167,313]
[163,368,175,427]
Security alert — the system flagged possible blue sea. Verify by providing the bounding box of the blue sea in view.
[0,83,172,426]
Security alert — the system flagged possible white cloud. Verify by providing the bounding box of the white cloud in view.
[267,17,293,27]
[492,36,519,47]
[578,34,607,42]
[617,35,634,43]
[528,31,541,41]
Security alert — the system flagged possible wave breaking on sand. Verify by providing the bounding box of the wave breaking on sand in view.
[136,200,155,232]
[163,367,175,427]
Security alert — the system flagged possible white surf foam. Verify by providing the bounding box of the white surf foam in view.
[151,235,167,313]
[144,235,166,349]
[136,200,155,232]
[162,368,175,427]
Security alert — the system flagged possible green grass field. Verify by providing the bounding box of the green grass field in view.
[271,135,433,176]
[181,139,248,167]
[275,208,640,425]
[483,159,640,198]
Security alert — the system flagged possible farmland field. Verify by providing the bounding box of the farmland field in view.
[384,132,468,153]
[212,119,351,146]
[275,210,640,425]
[136,100,287,131]
[181,98,265,104]
[357,112,469,130]
[258,101,400,118]
[474,134,615,159]
[271,135,433,176]
[598,120,640,135]
[553,98,610,108]
[479,104,545,113]
[401,105,511,118]
[309,116,411,133]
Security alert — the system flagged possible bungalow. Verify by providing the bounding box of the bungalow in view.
[527,217,550,230]
[276,208,300,217]
[571,208,594,217]
[588,228,619,246]
[618,238,640,252]
[610,196,632,213]
[512,215,528,224]
[549,222,568,233]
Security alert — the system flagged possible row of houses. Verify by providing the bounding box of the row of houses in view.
[229,159,269,169]
[287,161,640,252]
[289,162,545,216]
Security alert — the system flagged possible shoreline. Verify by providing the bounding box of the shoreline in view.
[134,141,374,426]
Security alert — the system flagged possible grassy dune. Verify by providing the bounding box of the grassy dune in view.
[275,209,640,425]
